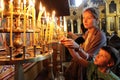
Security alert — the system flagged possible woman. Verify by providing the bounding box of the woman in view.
[62,7,106,80]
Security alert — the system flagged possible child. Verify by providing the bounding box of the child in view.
[61,38,120,80]
[87,46,120,80]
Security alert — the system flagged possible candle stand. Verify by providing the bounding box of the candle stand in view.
[0,0,58,80]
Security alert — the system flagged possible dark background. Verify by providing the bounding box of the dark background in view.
[35,0,70,17]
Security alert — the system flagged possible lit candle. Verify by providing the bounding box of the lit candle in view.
[44,10,46,18]
[0,0,4,19]
[37,2,42,29]
[40,7,45,41]
[37,2,42,21]
[10,0,13,47]
[41,20,44,41]
[45,13,50,42]
[49,11,56,42]
[50,22,54,42]
[32,0,36,45]
[0,0,4,27]
[23,0,26,46]
[27,0,31,16]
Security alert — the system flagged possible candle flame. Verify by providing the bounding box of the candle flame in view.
[42,7,45,12]
[29,0,34,7]
[47,13,50,17]
[52,10,56,17]
[39,2,42,11]
[24,0,26,5]
[33,0,35,4]
[10,0,13,2]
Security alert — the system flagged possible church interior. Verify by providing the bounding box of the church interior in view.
[0,0,120,80]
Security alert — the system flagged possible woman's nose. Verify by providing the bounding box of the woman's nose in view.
[83,19,87,23]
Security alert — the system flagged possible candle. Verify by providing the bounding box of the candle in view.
[0,0,4,19]
[10,0,13,47]
[49,11,56,42]
[37,2,42,28]
[45,12,48,42]
[45,13,50,42]
[0,0,4,27]
[44,10,46,18]
[27,0,31,16]
[23,0,26,46]
[40,7,45,41]
[37,2,42,21]
[32,1,36,45]
[50,22,54,43]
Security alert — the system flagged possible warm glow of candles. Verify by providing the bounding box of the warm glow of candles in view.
[23,0,26,46]
[10,0,13,47]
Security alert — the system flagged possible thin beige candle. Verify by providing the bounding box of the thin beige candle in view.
[50,11,55,43]
[1,10,3,19]
[50,22,54,43]
[45,13,48,42]
[49,21,53,43]
[0,0,4,19]
[37,2,42,21]
[10,0,13,47]
[32,1,36,45]
[23,0,26,46]
[40,7,45,41]
[37,2,42,30]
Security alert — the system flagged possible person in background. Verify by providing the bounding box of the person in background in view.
[61,7,107,80]
[108,31,120,50]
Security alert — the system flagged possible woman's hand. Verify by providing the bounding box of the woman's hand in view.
[67,32,78,40]
[61,37,79,49]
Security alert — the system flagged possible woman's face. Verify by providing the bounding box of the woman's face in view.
[83,11,97,29]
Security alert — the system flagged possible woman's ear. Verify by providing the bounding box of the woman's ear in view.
[96,19,99,24]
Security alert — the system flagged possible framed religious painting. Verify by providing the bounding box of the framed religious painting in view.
[109,17,115,31]
[101,18,106,32]
[73,20,78,33]
[109,1,116,13]
[67,20,71,32]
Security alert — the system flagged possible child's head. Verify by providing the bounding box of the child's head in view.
[94,46,120,68]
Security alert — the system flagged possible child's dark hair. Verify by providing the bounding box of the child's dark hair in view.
[101,46,120,66]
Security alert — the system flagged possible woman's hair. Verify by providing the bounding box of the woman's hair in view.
[82,7,99,19]
[101,46,120,66]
